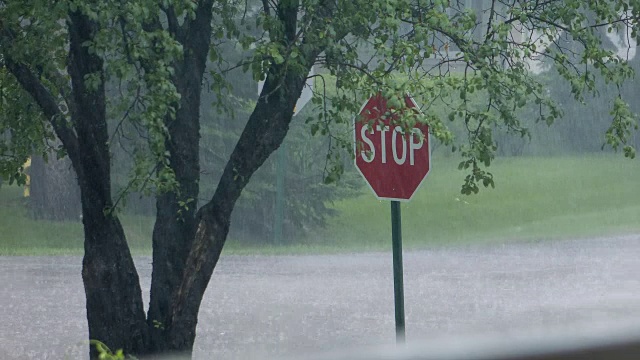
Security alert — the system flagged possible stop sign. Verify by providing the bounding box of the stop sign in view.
[354,93,431,201]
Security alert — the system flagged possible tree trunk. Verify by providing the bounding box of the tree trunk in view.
[66,10,150,358]
[147,83,200,351]
[147,2,213,353]
[164,54,315,353]
[80,187,149,357]
[159,0,320,348]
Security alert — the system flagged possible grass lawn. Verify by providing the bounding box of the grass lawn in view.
[0,186,154,255]
[321,154,640,251]
[1,154,639,255]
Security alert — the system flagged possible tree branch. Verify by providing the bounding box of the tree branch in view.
[3,55,80,163]
[160,4,181,39]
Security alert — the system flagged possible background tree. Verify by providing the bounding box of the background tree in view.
[198,64,361,243]
[1,0,639,358]
[28,142,82,221]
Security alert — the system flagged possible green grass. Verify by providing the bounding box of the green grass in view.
[319,154,640,251]
[0,187,83,255]
[0,187,155,255]
[1,154,640,255]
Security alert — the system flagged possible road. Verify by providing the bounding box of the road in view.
[1,235,640,359]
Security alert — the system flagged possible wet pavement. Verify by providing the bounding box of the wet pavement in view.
[1,235,640,359]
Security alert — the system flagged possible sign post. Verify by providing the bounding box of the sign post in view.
[354,93,430,344]
[391,200,405,342]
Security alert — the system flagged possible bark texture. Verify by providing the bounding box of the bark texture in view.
[67,10,149,358]
[5,10,151,358]
[146,2,214,353]
[163,51,320,355]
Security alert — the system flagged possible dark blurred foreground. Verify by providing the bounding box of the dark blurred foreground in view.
[302,323,640,360]
[138,322,640,360]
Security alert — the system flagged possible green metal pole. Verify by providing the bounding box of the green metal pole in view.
[274,142,286,244]
[391,200,405,343]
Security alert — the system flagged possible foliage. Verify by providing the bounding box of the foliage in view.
[91,340,131,360]
[285,0,640,194]
[0,64,55,186]
[2,1,639,198]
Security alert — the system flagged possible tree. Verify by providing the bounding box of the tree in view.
[28,142,82,221]
[1,0,639,358]
[197,65,361,243]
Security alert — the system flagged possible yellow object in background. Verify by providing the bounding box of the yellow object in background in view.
[23,158,31,197]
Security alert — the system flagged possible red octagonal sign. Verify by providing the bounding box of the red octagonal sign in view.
[354,93,431,201]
